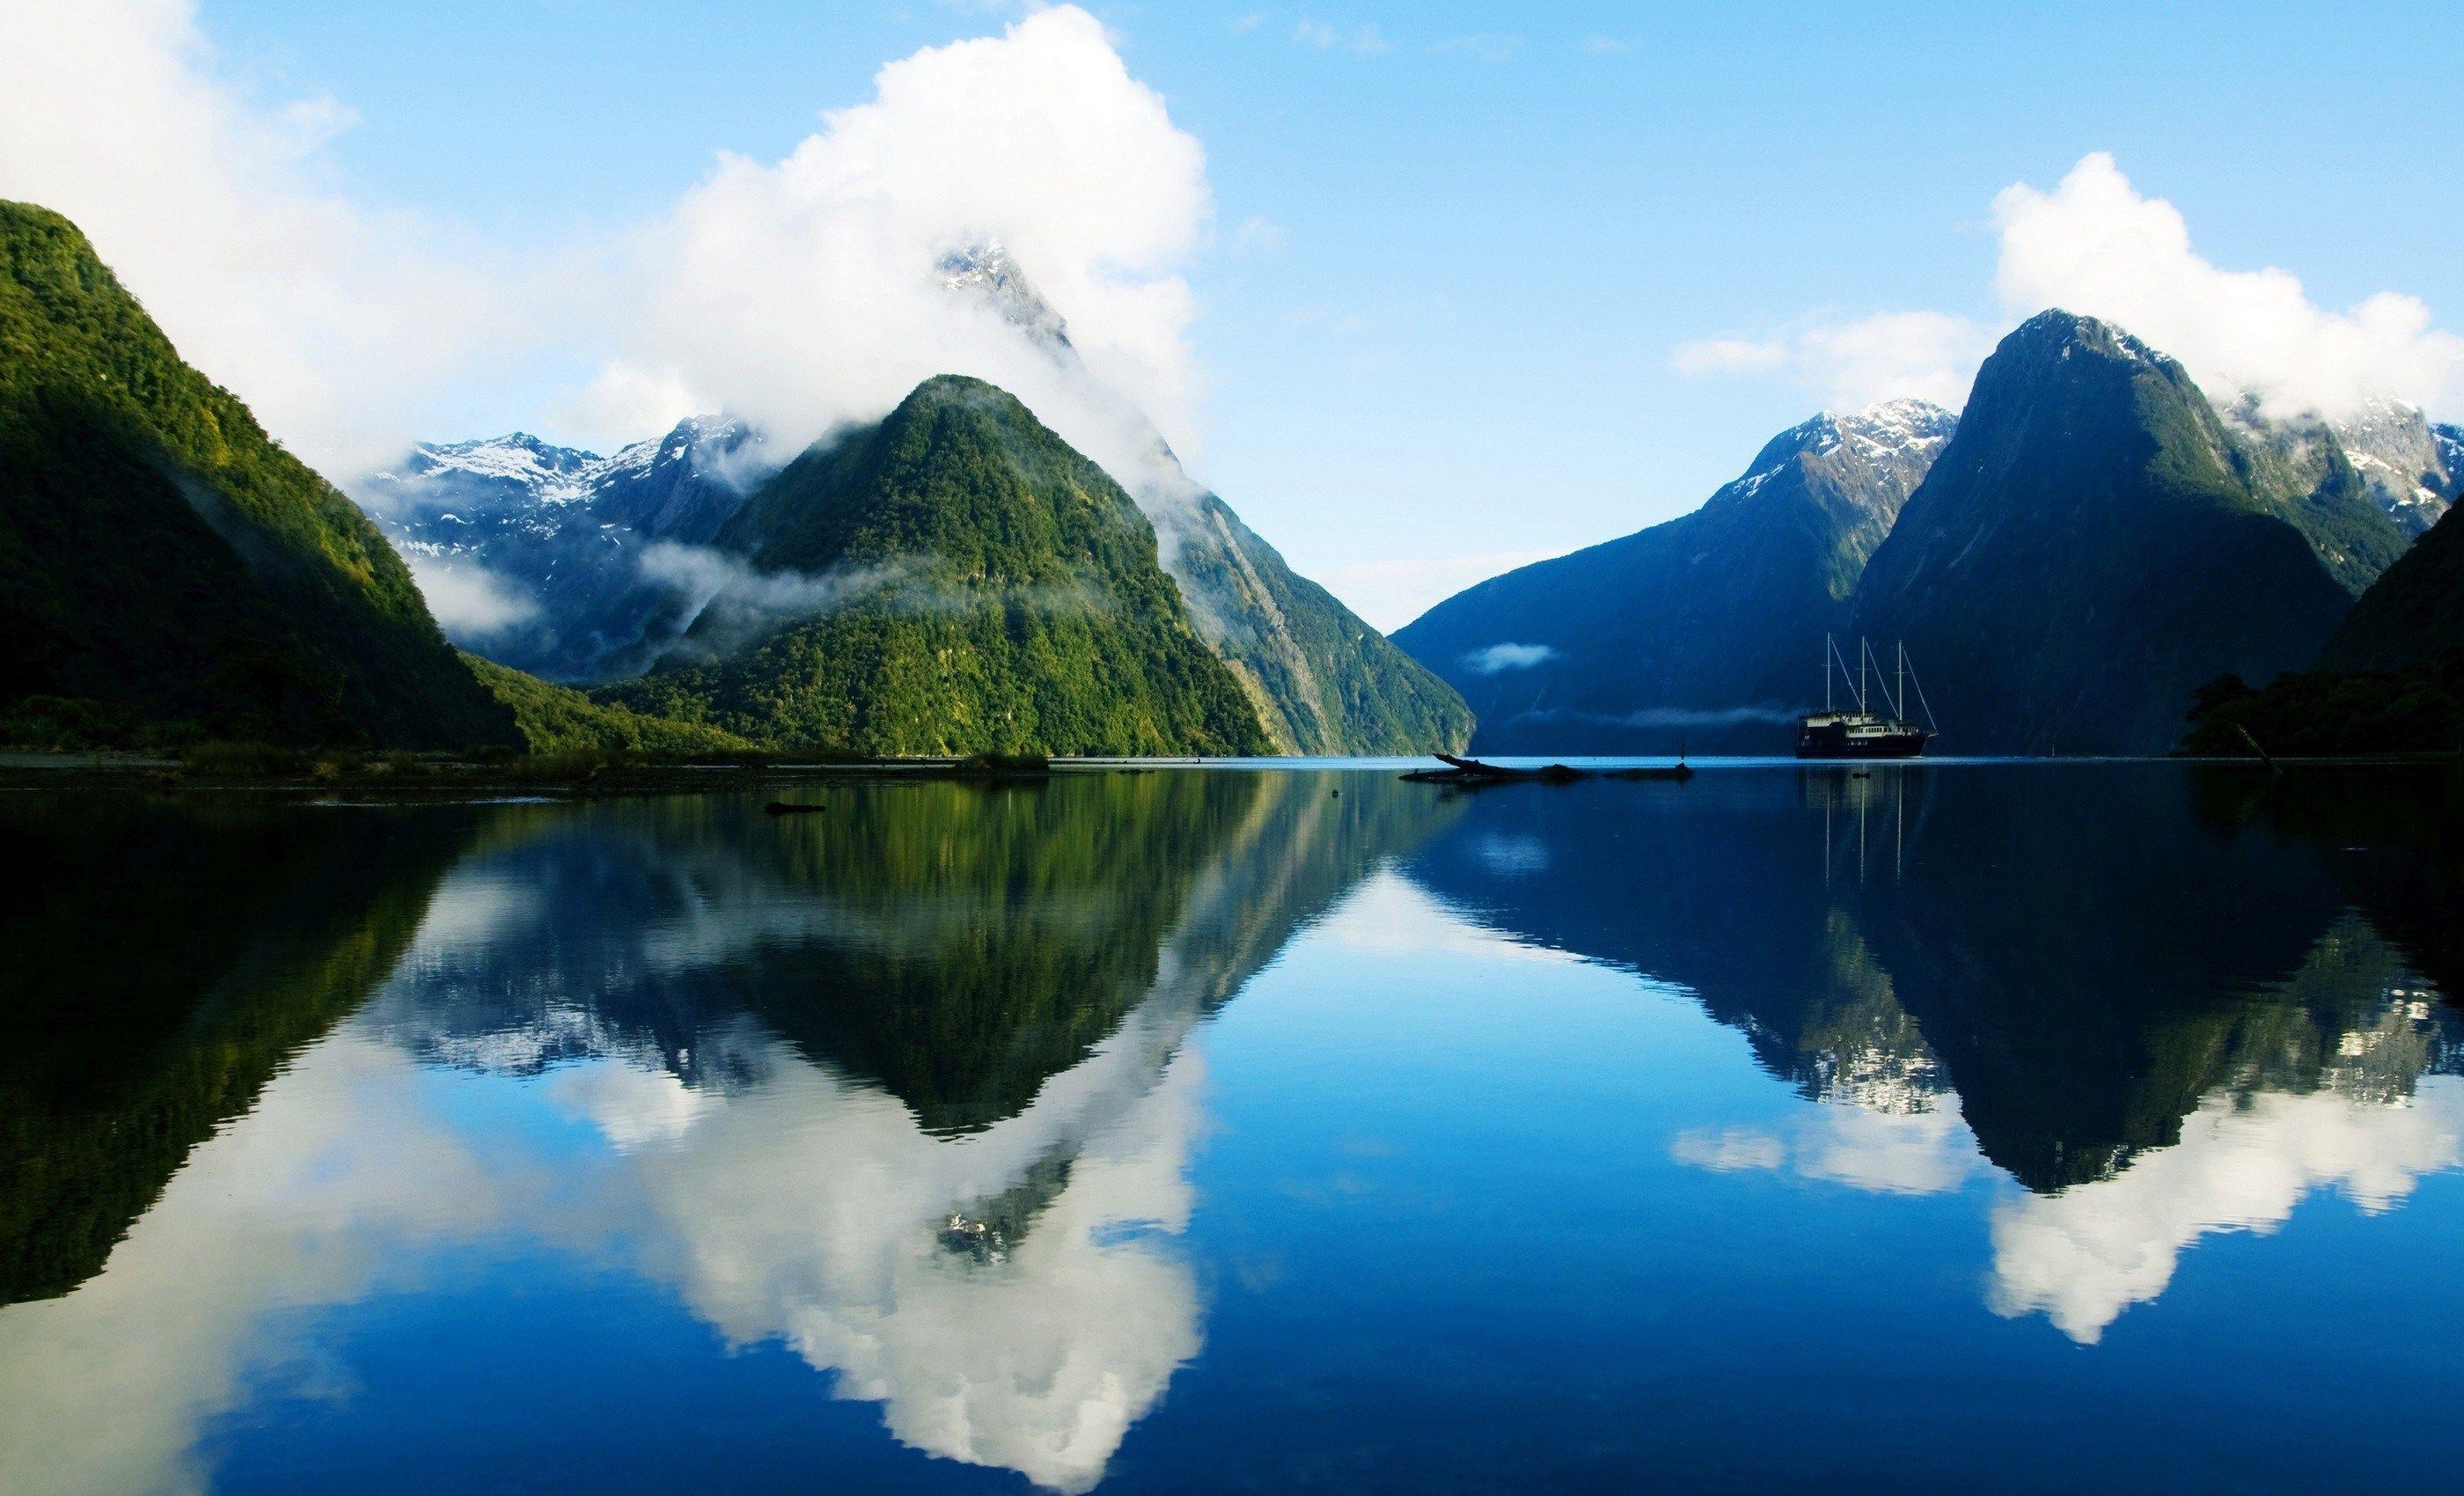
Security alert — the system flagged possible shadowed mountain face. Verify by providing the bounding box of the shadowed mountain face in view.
[1394,400,1954,754]
[2319,496,2464,674]
[1849,312,2408,755]
[0,202,513,749]
[598,377,1273,756]
[0,796,478,1302]
[1403,764,2460,1194]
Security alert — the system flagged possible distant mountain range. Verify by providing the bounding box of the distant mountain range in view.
[8,192,2459,763]
[366,247,1469,756]
[1393,399,1954,753]
[600,376,1272,756]
[363,417,764,683]
[1400,309,2442,757]
[0,201,515,750]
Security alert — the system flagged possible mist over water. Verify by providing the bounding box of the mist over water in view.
[3,763,2460,1492]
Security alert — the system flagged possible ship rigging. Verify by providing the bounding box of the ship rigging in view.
[1796,635,1937,759]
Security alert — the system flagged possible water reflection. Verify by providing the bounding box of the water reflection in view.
[1407,764,2464,1341]
[0,764,2458,1492]
[0,774,1449,1494]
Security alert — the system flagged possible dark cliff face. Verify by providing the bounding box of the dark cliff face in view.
[1394,400,1954,754]
[0,201,514,749]
[598,376,1273,757]
[2320,495,2464,674]
[1847,312,2395,756]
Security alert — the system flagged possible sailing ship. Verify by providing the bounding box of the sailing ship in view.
[1796,635,1936,759]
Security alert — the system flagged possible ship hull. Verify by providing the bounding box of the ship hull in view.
[1794,723,1931,759]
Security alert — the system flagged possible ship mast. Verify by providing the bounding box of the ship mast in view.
[1824,633,1832,713]
[1858,637,1868,719]
[1896,643,1905,726]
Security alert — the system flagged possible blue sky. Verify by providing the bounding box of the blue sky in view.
[20,2,2464,625]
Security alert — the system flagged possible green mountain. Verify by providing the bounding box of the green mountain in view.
[937,246,1469,753]
[600,376,1273,756]
[460,653,753,755]
[1849,312,2408,755]
[1166,491,1470,752]
[1392,400,1954,752]
[2318,496,2464,674]
[0,202,513,749]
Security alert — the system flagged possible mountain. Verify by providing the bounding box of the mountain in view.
[2323,399,2459,537]
[459,653,754,755]
[938,246,1470,754]
[1848,311,2409,755]
[360,416,766,683]
[2318,495,2464,674]
[599,376,1274,756]
[0,202,512,749]
[1391,400,1955,753]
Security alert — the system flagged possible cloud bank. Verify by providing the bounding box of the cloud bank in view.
[0,0,513,476]
[0,3,1213,488]
[1676,153,2464,421]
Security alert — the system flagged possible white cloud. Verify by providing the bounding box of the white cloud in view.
[1670,1098,1983,1198]
[1580,34,1634,55]
[1672,152,2464,420]
[602,5,1214,466]
[1989,1079,2464,1344]
[0,0,512,478]
[0,3,1215,492]
[1673,312,1995,413]
[400,554,539,635]
[1992,152,2464,421]
[1462,642,1557,674]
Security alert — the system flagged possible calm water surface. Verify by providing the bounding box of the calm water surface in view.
[4,763,2461,1492]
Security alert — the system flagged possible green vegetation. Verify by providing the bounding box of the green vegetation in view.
[1169,493,1471,753]
[0,796,471,1301]
[2319,496,2464,674]
[0,201,515,749]
[601,376,1272,757]
[461,651,752,755]
[2180,659,2464,757]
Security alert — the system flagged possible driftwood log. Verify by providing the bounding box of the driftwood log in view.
[1400,753,1692,787]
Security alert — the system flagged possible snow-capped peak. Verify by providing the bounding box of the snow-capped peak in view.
[937,241,1072,352]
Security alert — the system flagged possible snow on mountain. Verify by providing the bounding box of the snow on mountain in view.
[358,417,769,683]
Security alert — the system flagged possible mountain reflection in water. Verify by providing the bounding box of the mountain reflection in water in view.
[0,763,2459,1492]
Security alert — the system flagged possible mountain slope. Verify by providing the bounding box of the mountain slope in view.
[1165,492,1470,752]
[600,376,1273,756]
[1849,311,2404,755]
[0,201,512,748]
[2317,497,2464,674]
[2325,399,2459,537]
[361,417,766,684]
[940,246,1469,753]
[460,654,754,755]
[1392,400,1955,753]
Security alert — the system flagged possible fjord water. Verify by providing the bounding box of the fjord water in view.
[4,766,2460,1493]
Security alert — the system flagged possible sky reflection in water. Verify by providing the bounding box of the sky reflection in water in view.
[3,764,2460,1493]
